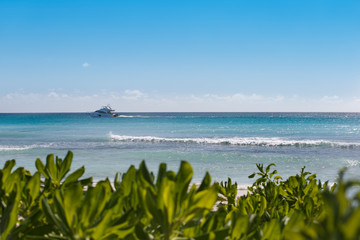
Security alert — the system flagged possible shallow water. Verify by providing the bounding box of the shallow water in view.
[1,112,359,185]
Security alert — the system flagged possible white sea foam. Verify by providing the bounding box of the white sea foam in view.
[109,133,360,148]
[0,146,33,151]
[0,143,54,151]
[117,115,150,118]
[346,160,360,167]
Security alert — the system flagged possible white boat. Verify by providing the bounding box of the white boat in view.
[90,105,118,117]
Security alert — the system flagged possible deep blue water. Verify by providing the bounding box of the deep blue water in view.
[0,112,359,185]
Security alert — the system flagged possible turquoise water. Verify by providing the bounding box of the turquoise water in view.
[0,113,359,185]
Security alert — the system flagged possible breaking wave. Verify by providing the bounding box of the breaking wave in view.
[109,133,360,148]
[0,146,34,151]
[345,160,360,167]
[0,143,54,151]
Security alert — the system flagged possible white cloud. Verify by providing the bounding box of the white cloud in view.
[1,91,360,112]
[82,62,89,68]
[320,95,341,102]
[122,90,146,100]
[48,92,59,98]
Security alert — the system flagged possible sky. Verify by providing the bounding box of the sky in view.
[0,0,359,112]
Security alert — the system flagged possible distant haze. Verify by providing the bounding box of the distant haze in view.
[1,91,359,112]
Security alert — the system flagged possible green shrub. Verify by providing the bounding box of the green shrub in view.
[1,151,360,240]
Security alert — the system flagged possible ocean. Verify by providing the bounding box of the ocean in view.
[0,112,359,186]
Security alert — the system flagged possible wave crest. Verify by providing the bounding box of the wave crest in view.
[109,133,360,148]
[0,145,34,151]
[0,143,54,151]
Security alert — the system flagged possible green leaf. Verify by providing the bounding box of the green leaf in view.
[135,224,151,240]
[1,160,16,181]
[56,156,62,169]
[197,172,211,192]
[185,188,217,222]
[139,161,155,188]
[259,196,267,216]
[63,166,85,185]
[59,151,73,180]
[176,161,193,194]
[46,154,58,182]
[288,176,299,188]
[274,176,282,181]
[343,208,360,239]
[248,173,256,179]
[53,193,72,236]
[162,180,176,224]
[166,170,176,180]
[0,187,21,239]
[25,172,41,203]
[257,163,264,173]
[63,184,83,228]
[121,166,136,196]
[79,177,93,186]
[262,219,280,240]
[195,229,229,240]
[266,163,276,174]
[156,163,167,190]
[35,158,49,179]
[307,174,316,181]
[114,172,121,190]
[231,215,248,239]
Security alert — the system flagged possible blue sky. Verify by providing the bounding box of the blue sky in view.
[1,0,359,112]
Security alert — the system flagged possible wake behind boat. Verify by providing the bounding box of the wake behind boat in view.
[90,105,118,117]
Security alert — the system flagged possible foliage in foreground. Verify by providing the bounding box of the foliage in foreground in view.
[1,151,360,240]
